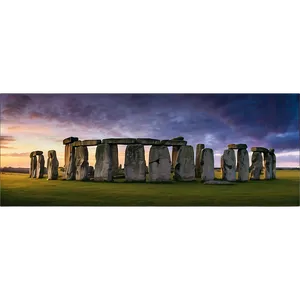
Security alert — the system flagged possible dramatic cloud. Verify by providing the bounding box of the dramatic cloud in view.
[0,94,299,167]
[0,136,16,149]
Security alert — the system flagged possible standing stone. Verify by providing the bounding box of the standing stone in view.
[36,154,45,178]
[94,144,113,182]
[111,144,119,176]
[174,145,195,181]
[171,146,180,171]
[75,146,89,181]
[195,144,205,178]
[237,149,249,182]
[222,149,236,181]
[149,145,171,182]
[30,154,37,178]
[269,149,276,179]
[47,150,59,180]
[200,148,214,181]
[220,154,224,179]
[64,143,76,180]
[263,152,272,180]
[250,152,263,180]
[124,144,146,182]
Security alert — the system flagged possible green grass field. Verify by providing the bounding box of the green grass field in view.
[0,170,299,206]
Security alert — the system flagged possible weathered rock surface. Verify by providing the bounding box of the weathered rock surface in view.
[269,151,276,179]
[251,147,269,153]
[220,154,224,179]
[172,136,185,141]
[102,138,137,144]
[31,150,43,156]
[222,149,236,181]
[75,146,89,181]
[250,152,263,180]
[111,144,119,176]
[200,148,215,181]
[81,140,102,147]
[174,145,195,181]
[237,149,249,182]
[47,150,59,180]
[73,141,83,147]
[94,144,113,182]
[263,152,272,180]
[136,138,161,145]
[63,137,79,145]
[195,144,205,178]
[228,144,247,149]
[160,140,187,146]
[171,145,181,171]
[124,144,146,182]
[29,156,37,178]
[204,180,235,185]
[64,143,76,180]
[36,154,45,178]
[149,145,171,182]
[269,148,275,154]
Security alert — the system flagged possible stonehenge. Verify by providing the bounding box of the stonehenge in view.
[47,150,59,180]
[29,151,44,179]
[29,136,277,185]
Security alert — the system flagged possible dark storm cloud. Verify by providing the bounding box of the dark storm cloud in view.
[1,94,299,151]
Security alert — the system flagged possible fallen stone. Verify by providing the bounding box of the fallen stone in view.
[250,151,263,180]
[64,143,76,180]
[111,144,119,176]
[63,137,79,145]
[81,140,102,147]
[251,147,269,153]
[204,180,235,185]
[222,149,236,181]
[124,144,147,182]
[269,151,276,179]
[102,138,137,144]
[136,138,161,145]
[200,148,215,181]
[149,145,172,182]
[174,145,195,181]
[160,140,187,146]
[94,144,113,182]
[228,144,247,149]
[195,144,205,178]
[237,149,249,182]
[263,152,272,180]
[36,154,45,178]
[75,146,89,181]
[47,150,59,180]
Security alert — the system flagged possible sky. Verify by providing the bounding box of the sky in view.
[0,94,299,168]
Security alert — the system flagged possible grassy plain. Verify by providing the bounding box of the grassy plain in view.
[0,170,299,206]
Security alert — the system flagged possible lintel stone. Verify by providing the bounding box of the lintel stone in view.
[30,150,43,157]
[228,144,247,149]
[160,140,187,146]
[102,138,137,144]
[63,137,79,145]
[136,138,161,145]
[251,147,269,153]
[73,141,83,147]
[81,140,102,146]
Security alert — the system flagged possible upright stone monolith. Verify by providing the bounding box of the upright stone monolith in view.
[237,149,249,182]
[75,146,89,181]
[195,144,205,178]
[222,149,236,181]
[29,153,37,178]
[269,149,276,179]
[64,143,76,180]
[200,148,214,181]
[111,144,119,176]
[250,152,263,180]
[124,144,146,182]
[47,150,59,180]
[149,145,171,182]
[36,154,45,178]
[220,154,224,179]
[94,144,113,182]
[263,152,272,180]
[174,145,195,181]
